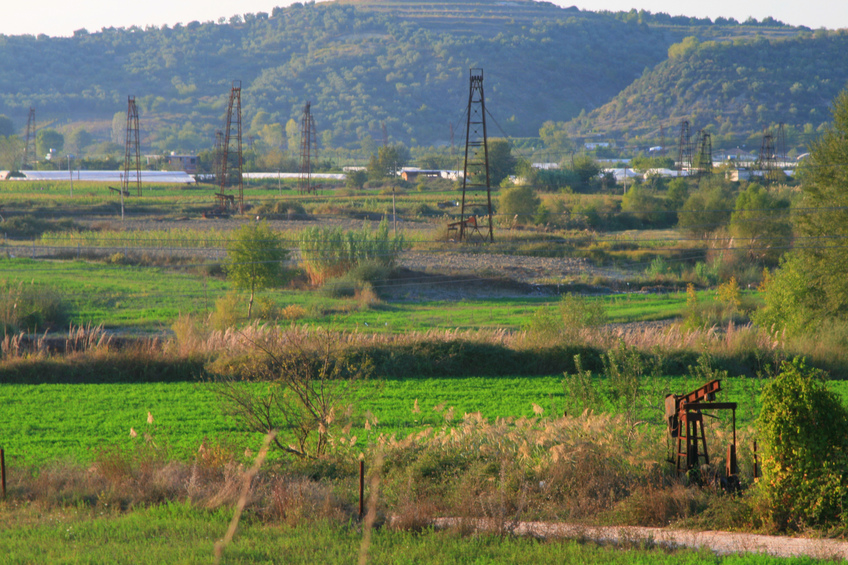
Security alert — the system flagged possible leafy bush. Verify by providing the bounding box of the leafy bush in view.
[497,185,541,226]
[757,358,848,530]
[209,292,244,330]
[298,219,404,286]
[255,201,309,219]
[1,215,80,238]
[753,254,818,336]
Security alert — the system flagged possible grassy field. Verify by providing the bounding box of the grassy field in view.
[0,257,715,332]
[2,373,839,466]
[0,507,826,565]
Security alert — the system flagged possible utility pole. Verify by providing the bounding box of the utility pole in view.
[67,154,74,197]
[22,108,35,170]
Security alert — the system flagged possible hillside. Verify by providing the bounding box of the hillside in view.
[0,0,822,159]
[567,31,848,151]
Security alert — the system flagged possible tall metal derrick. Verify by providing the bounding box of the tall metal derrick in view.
[22,107,36,170]
[454,68,494,243]
[693,130,712,178]
[298,101,318,195]
[122,96,142,197]
[218,81,244,213]
[758,133,777,185]
[676,120,692,173]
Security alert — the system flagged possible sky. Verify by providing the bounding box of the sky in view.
[2,0,846,37]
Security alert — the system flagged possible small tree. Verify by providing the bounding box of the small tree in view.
[758,358,848,530]
[345,169,367,190]
[225,221,289,318]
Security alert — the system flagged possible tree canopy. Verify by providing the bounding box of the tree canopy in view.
[756,89,848,334]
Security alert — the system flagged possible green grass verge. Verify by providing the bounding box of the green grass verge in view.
[0,507,826,565]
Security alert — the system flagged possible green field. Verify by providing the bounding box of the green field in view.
[2,374,839,467]
[0,257,716,332]
[0,507,825,565]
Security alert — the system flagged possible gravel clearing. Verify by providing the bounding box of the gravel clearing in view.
[398,250,626,285]
[433,518,848,559]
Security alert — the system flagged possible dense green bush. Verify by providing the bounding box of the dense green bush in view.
[497,185,541,226]
[757,358,848,530]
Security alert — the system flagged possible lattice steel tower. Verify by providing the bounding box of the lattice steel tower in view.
[219,81,244,213]
[299,101,318,195]
[694,130,712,179]
[22,107,36,170]
[458,68,494,243]
[758,133,777,185]
[122,96,142,197]
[677,120,692,173]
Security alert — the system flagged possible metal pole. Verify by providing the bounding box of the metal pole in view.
[68,155,73,197]
[119,173,125,221]
[392,189,397,236]
[1,448,6,499]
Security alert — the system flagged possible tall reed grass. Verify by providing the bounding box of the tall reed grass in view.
[298,219,404,286]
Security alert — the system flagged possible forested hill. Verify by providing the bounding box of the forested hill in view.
[567,31,848,151]
[0,0,817,155]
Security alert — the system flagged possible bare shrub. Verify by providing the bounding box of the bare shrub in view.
[212,327,371,459]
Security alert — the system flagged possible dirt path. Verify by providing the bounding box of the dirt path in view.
[433,519,848,559]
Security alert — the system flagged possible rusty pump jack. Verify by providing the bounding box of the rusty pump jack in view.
[665,380,738,482]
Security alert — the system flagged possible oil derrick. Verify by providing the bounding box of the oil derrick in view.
[22,107,36,170]
[218,81,244,213]
[676,120,692,173]
[298,101,318,195]
[693,130,712,178]
[757,133,777,185]
[455,68,494,243]
[122,96,142,197]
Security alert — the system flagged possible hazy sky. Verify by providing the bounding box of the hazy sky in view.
[3,0,846,37]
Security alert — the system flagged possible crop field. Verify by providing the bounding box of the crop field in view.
[0,256,715,332]
[4,374,844,467]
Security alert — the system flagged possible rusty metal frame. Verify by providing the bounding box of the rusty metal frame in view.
[458,68,493,243]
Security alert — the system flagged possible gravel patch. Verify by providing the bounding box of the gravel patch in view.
[433,518,848,559]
